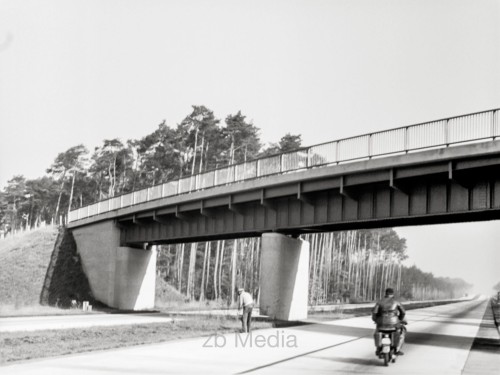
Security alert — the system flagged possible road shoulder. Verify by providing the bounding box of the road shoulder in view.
[462,301,500,374]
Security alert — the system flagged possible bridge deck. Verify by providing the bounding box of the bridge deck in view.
[69,109,499,226]
[68,141,500,245]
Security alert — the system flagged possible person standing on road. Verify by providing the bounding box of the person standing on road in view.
[237,288,254,333]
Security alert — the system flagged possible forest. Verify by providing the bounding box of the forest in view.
[0,105,472,304]
[158,230,471,306]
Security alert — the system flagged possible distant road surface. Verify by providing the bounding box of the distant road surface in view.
[2,298,499,374]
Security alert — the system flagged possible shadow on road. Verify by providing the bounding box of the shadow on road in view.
[287,299,496,353]
[414,318,484,327]
[313,355,381,367]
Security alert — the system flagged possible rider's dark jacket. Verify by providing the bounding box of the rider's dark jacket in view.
[372,296,406,330]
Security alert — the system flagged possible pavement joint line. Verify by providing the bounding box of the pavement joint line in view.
[235,335,368,374]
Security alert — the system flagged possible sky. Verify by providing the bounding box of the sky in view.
[1,0,499,293]
[396,221,500,295]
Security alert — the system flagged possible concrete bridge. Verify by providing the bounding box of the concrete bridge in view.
[68,108,500,319]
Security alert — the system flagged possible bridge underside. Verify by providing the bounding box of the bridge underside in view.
[119,157,500,246]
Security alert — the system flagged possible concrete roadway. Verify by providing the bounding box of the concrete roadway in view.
[2,298,499,374]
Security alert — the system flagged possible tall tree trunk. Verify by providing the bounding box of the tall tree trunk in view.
[206,242,212,292]
[213,241,220,300]
[231,239,237,305]
[203,141,210,172]
[198,134,205,174]
[108,164,114,197]
[218,240,225,300]
[250,238,256,294]
[317,233,326,303]
[112,155,117,196]
[256,237,261,305]
[54,171,67,221]
[200,242,208,301]
[178,243,185,293]
[190,127,199,191]
[67,171,76,218]
[186,242,197,299]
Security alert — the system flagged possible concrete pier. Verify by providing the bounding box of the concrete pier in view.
[71,221,156,310]
[259,233,310,321]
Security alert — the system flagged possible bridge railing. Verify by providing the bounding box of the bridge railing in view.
[68,108,499,223]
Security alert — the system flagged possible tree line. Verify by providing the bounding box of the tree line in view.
[0,106,300,231]
[0,105,471,303]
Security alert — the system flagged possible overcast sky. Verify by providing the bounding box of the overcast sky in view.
[1,0,499,293]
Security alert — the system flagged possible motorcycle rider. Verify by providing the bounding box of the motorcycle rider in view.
[372,287,406,356]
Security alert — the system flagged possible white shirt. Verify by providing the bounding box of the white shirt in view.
[238,292,254,308]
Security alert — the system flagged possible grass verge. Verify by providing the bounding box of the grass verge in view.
[491,298,500,330]
[0,305,101,318]
[0,315,272,364]
[0,227,58,310]
[308,299,467,321]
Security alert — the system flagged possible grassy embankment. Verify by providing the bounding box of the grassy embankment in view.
[0,226,61,316]
[0,226,239,315]
[0,226,96,316]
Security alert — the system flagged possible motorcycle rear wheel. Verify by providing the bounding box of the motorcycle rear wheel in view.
[384,353,390,366]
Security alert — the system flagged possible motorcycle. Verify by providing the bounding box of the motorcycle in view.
[376,321,407,366]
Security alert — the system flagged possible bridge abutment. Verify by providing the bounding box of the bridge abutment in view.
[259,233,309,321]
[71,221,156,310]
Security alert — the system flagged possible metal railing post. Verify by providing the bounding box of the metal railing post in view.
[368,134,373,159]
[492,110,497,140]
[445,119,450,147]
[404,127,409,153]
